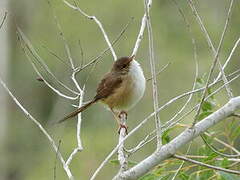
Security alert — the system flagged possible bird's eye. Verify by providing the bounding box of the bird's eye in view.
[122,64,127,69]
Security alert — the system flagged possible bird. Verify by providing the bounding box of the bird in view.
[59,55,146,132]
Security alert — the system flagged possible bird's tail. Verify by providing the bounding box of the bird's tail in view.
[58,98,98,123]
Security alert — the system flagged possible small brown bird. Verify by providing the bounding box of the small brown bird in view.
[59,55,146,130]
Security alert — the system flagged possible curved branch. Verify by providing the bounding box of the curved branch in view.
[63,0,117,61]
[114,97,240,179]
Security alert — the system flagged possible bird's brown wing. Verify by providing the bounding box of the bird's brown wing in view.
[94,72,123,100]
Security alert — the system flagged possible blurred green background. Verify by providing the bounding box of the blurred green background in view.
[1,0,240,179]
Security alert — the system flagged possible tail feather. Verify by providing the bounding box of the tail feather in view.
[58,99,97,123]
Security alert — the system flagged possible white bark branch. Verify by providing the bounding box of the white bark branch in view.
[16,27,79,100]
[214,37,240,82]
[63,0,117,61]
[117,113,128,174]
[188,0,234,103]
[131,0,152,57]
[113,97,240,179]
[0,10,8,180]
[0,77,74,180]
[145,0,162,149]
[90,71,238,180]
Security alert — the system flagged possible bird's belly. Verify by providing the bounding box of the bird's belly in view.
[104,60,146,111]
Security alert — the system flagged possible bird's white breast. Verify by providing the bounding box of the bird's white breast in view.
[114,60,146,111]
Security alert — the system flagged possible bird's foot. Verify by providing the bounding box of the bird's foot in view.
[118,124,128,135]
[117,111,128,134]
[118,111,128,119]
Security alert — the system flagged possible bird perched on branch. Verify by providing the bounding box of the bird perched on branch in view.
[59,55,146,132]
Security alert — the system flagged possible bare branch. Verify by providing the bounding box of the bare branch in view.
[174,154,240,175]
[63,0,117,60]
[201,134,240,158]
[75,17,133,73]
[54,140,62,180]
[65,88,85,166]
[114,97,240,179]
[125,72,240,154]
[145,0,162,149]
[171,142,193,180]
[41,45,72,68]
[0,77,74,180]
[131,0,152,57]
[16,27,79,97]
[17,35,78,100]
[118,113,128,174]
[146,62,171,81]
[191,0,235,125]
[204,132,240,155]
[91,70,239,180]
[76,89,84,149]
[232,113,240,118]
[0,12,7,29]
[215,37,240,82]
[47,0,75,69]
[165,72,240,131]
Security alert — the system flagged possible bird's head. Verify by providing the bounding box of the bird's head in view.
[112,55,135,74]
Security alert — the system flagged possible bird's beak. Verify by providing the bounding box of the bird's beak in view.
[128,55,135,63]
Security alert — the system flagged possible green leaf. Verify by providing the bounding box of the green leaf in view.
[230,123,240,140]
[109,159,138,167]
[221,158,230,168]
[197,111,213,120]
[162,129,171,145]
[140,174,172,180]
[179,172,190,180]
[128,160,138,167]
[204,151,218,162]
[109,159,119,165]
[202,101,214,112]
[219,171,240,180]
[139,174,159,180]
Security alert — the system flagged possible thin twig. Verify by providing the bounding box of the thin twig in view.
[232,113,240,118]
[124,132,155,155]
[78,40,84,68]
[131,8,148,56]
[214,37,240,82]
[171,142,193,180]
[183,155,240,161]
[17,34,78,100]
[0,77,74,180]
[63,0,117,60]
[204,132,240,155]
[16,27,79,96]
[165,73,240,131]
[146,62,171,81]
[65,87,84,166]
[201,134,240,158]
[75,17,133,73]
[127,72,240,153]
[166,0,199,127]
[145,0,162,149]
[0,12,7,29]
[191,0,235,125]
[47,0,75,69]
[213,0,235,98]
[54,140,62,180]
[174,154,240,175]
[115,97,240,179]
[90,71,240,180]
[41,45,72,68]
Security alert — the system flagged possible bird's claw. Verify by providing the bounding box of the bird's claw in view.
[118,124,128,135]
